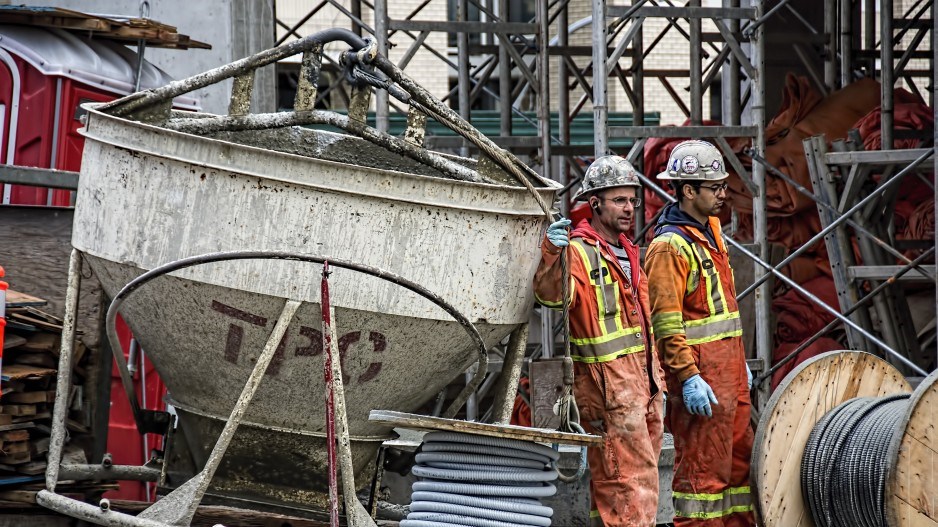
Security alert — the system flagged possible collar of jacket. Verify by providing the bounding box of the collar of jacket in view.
[571,219,642,285]
[654,202,726,253]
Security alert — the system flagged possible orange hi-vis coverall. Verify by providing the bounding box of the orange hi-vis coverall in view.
[644,203,754,527]
[534,219,665,527]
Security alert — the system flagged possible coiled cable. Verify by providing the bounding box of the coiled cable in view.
[402,431,559,527]
[801,394,910,527]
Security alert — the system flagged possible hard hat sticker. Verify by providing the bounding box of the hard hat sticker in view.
[711,160,722,172]
[681,156,699,174]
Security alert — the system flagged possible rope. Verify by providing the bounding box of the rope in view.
[801,394,910,527]
[554,235,587,483]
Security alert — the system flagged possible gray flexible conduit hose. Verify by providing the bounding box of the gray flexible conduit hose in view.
[402,432,559,527]
[801,394,911,527]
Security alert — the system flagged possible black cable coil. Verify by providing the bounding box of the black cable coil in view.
[401,431,560,527]
[801,394,910,527]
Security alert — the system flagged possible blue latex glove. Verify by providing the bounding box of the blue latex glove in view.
[682,374,718,417]
[746,363,753,391]
[546,218,571,248]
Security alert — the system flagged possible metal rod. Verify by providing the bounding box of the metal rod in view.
[323,264,340,527]
[491,324,530,424]
[137,300,300,526]
[537,0,551,180]
[322,265,378,527]
[756,248,936,385]
[824,0,836,90]
[864,0,875,75]
[742,0,791,37]
[45,249,82,493]
[689,0,702,125]
[724,0,741,126]
[58,464,162,482]
[498,0,512,137]
[881,0,894,149]
[592,0,608,156]
[375,0,389,133]
[748,150,937,282]
[738,147,934,300]
[102,28,370,116]
[164,110,488,184]
[731,241,928,376]
[750,0,770,407]
[37,490,168,527]
[632,5,645,238]
[557,0,570,216]
[458,0,471,157]
[840,0,852,86]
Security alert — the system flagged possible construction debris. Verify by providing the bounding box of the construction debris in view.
[0,289,96,497]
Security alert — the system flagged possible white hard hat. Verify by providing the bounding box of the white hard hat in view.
[657,140,729,181]
[573,155,641,201]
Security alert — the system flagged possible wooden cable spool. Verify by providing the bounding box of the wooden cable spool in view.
[751,350,937,527]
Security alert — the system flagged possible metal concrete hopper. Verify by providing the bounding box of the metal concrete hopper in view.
[59,30,560,519]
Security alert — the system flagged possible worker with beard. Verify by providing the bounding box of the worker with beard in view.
[533,155,665,527]
[643,140,754,526]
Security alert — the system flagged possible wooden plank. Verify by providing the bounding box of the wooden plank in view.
[1,365,56,381]
[369,409,602,446]
[0,431,28,443]
[2,391,55,404]
[0,423,33,433]
[751,351,912,527]
[1,442,29,455]
[18,333,58,353]
[0,452,30,465]
[1,335,26,351]
[0,405,36,417]
[0,6,211,49]
[9,353,56,369]
[3,290,46,308]
[886,370,938,526]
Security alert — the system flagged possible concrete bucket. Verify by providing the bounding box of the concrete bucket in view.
[40,29,561,524]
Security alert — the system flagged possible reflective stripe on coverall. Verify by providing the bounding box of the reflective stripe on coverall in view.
[644,216,754,527]
[534,220,664,527]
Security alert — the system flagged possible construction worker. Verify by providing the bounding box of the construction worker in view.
[534,155,665,527]
[643,140,754,527]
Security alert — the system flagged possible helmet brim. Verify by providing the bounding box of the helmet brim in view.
[656,171,729,182]
[573,181,642,201]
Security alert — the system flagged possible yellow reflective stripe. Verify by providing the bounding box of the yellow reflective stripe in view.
[534,275,576,310]
[685,312,742,344]
[657,233,699,293]
[571,325,642,345]
[672,486,751,500]
[571,326,645,362]
[589,510,601,518]
[651,311,685,338]
[678,505,753,520]
[571,343,645,363]
[535,294,563,308]
[673,486,752,519]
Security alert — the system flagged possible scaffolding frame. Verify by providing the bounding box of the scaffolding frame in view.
[268,0,936,412]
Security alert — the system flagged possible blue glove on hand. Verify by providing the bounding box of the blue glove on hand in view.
[546,218,571,248]
[746,363,753,391]
[683,374,718,417]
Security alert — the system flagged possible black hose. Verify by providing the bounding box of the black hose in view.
[403,431,558,527]
[801,394,910,527]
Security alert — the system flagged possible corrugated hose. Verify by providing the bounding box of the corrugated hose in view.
[402,431,559,527]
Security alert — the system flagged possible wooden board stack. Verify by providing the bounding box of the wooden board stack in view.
[1,289,91,487]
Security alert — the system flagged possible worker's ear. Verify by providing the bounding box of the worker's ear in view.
[590,198,599,211]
